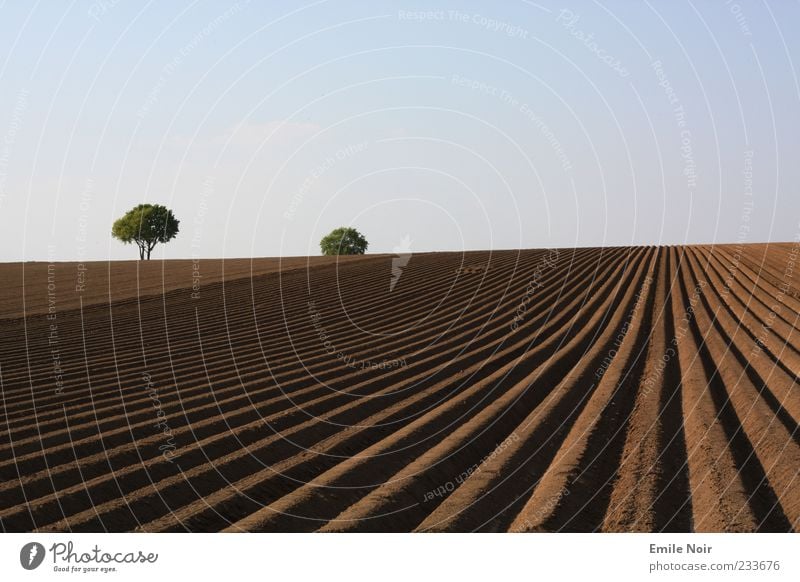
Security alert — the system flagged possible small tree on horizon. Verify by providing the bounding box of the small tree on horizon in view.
[112,204,180,260]
[320,226,368,256]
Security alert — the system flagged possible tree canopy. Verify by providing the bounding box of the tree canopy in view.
[319,226,368,256]
[111,204,179,260]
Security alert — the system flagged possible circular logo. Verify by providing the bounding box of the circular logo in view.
[19,542,46,570]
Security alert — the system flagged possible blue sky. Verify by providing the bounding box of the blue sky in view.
[0,0,798,260]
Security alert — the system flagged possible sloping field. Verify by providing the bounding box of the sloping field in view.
[0,244,798,532]
[0,255,370,319]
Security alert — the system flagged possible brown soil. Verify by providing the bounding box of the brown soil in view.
[0,255,372,320]
[0,245,797,532]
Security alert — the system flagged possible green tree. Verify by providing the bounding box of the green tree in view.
[319,226,368,256]
[112,204,180,260]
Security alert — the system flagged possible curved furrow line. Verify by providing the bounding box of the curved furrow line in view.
[602,248,692,532]
[368,249,656,533]
[652,247,758,532]
[681,249,800,529]
[714,246,800,329]
[701,247,800,365]
[0,249,594,474]
[678,249,796,531]
[0,255,393,365]
[689,247,800,425]
[472,249,658,533]
[719,244,790,298]
[409,247,658,531]
[96,248,626,532]
[217,249,645,532]
[3,245,794,532]
[711,244,797,304]
[0,252,520,435]
[733,245,800,303]
[0,253,452,399]
[0,256,376,322]
[0,251,485,397]
[0,249,552,403]
[0,249,548,433]
[0,249,608,528]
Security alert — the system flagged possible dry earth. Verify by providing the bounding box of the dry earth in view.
[0,244,798,532]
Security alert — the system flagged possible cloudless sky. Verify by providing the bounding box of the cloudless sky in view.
[0,0,798,261]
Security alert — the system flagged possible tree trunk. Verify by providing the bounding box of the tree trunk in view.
[139,245,144,260]
[146,246,151,260]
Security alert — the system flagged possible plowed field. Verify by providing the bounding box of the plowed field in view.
[1,245,798,532]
